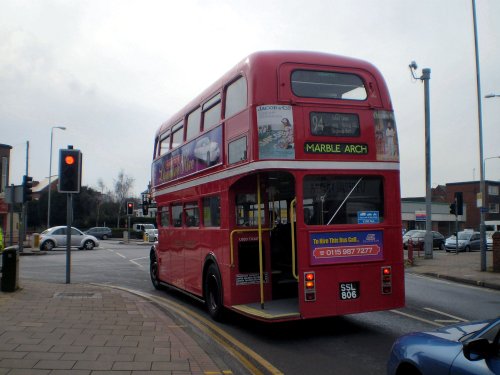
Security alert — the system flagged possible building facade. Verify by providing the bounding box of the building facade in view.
[446,181,500,230]
[0,143,20,245]
[402,180,500,237]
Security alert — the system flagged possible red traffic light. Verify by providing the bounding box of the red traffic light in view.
[59,148,82,193]
[64,155,75,165]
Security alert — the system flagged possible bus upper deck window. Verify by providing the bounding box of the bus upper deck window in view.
[171,121,184,149]
[291,70,367,100]
[159,133,171,156]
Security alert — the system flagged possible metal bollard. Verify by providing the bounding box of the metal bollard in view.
[1,246,19,292]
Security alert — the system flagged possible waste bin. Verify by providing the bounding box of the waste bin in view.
[1,246,19,292]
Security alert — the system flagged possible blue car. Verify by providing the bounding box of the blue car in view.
[387,317,500,375]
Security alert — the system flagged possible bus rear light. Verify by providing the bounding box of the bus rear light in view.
[381,266,392,294]
[304,271,316,302]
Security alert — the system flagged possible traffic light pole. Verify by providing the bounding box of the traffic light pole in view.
[66,193,72,284]
[127,215,131,244]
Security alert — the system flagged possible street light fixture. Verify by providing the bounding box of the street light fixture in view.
[47,126,66,228]
[484,156,500,180]
[485,93,500,98]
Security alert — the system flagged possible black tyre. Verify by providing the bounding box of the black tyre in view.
[204,263,224,321]
[102,234,108,240]
[150,250,161,290]
[439,242,445,250]
[465,245,471,252]
[396,363,422,375]
[41,240,55,251]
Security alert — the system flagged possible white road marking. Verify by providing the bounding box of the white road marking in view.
[390,309,444,327]
[130,260,145,269]
[424,307,468,322]
[130,256,148,262]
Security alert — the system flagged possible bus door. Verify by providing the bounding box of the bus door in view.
[231,171,298,306]
[266,171,299,300]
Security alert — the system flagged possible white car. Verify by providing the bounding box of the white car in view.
[144,228,158,242]
[39,226,99,251]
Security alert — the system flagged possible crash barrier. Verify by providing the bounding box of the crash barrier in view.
[1,246,19,292]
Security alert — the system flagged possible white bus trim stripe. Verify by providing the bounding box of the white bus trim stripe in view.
[153,160,399,197]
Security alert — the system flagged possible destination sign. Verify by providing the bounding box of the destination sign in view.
[310,112,360,137]
[304,142,368,155]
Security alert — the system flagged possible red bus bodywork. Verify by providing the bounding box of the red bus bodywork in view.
[151,51,404,321]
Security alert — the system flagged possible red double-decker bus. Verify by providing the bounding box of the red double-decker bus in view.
[150,51,404,322]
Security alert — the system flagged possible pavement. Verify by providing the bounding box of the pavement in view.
[405,249,500,290]
[0,248,499,374]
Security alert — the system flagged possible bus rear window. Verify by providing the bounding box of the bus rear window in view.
[291,70,367,100]
[303,175,383,225]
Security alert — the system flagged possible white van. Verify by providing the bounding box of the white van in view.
[133,223,155,232]
[485,221,500,251]
[485,221,500,232]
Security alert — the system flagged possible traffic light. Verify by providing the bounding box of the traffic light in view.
[58,148,82,193]
[127,202,134,215]
[22,175,33,202]
[449,202,456,215]
[455,192,463,215]
[142,200,149,216]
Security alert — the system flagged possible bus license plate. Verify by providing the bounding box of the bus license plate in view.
[339,282,359,300]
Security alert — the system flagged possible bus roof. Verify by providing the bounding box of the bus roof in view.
[156,50,389,138]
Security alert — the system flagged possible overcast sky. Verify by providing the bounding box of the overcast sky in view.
[1,0,499,198]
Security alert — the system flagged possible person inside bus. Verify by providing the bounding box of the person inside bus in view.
[304,208,312,225]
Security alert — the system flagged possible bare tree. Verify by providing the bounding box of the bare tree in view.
[113,170,135,227]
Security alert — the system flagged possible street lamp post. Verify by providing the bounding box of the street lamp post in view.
[471,0,487,271]
[47,126,66,228]
[483,94,499,268]
[409,61,433,259]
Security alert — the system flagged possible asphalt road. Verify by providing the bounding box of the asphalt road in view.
[18,241,500,374]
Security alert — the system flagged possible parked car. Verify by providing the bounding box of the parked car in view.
[387,317,500,375]
[402,230,421,249]
[39,226,99,251]
[84,227,112,240]
[445,231,481,252]
[406,230,446,250]
[144,228,158,242]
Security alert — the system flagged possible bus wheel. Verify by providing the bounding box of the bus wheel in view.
[150,250,161,290]
[205,263,224,321]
